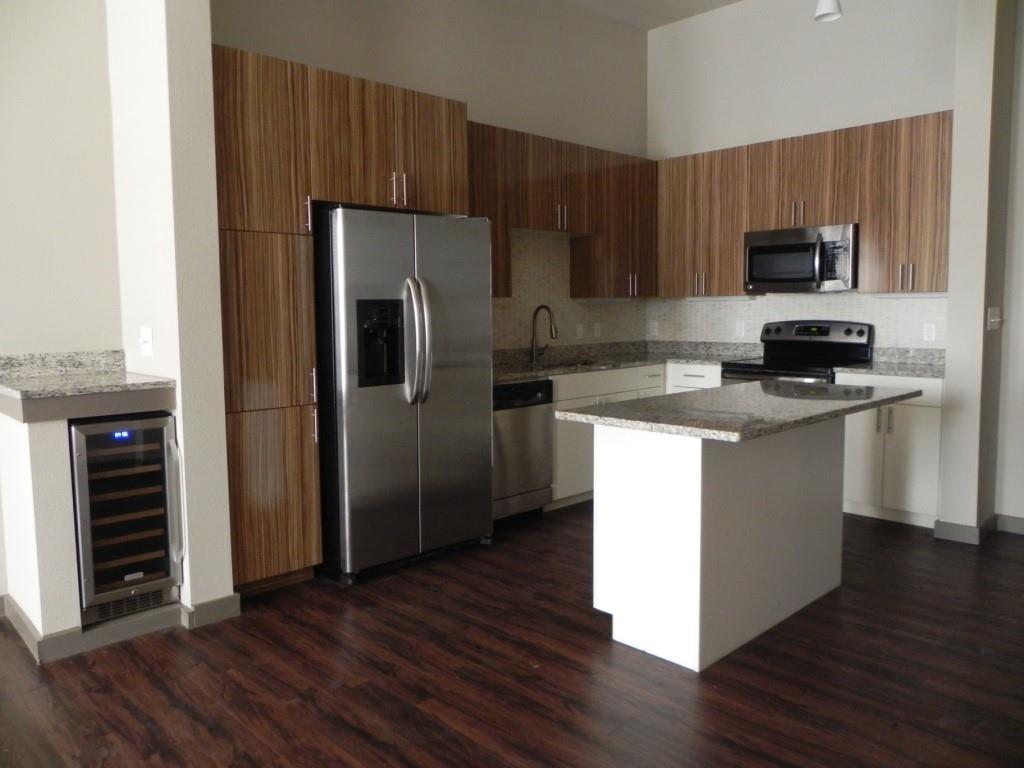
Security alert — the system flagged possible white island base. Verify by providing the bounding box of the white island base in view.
[592,418,845,672]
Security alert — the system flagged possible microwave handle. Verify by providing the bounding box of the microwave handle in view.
[813,232,824,289]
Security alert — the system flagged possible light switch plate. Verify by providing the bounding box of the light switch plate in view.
[593,322,602,338]
[735,321,746,339]
[986,307,1002,331]
[648,320,659,337]
[576,323,584,340]
[138,326,154,357]
[923,323,936,342]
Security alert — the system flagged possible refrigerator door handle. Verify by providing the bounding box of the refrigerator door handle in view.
[417,276,434,403]
[404,277,425,404]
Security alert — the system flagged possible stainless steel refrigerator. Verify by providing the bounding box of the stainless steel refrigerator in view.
[315,206,493,577]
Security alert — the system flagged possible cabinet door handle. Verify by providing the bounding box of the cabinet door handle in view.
[389,172,397,205]
[897,263,905,291]
[312,406,319,444]
[310,367,318,404]
[909,263,916,291]
[402,173,408,207]
[792,201,796,226]
[799,200,805,225]
[694,272,699,296]
[876,408,882,433]
[304,195,312,232]
[702,271,708,296]
[886,407,895,434]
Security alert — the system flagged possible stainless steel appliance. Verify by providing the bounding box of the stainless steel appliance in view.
[315,206,493,577]
[492,379,553,519]
[722,320,874,384]
[70,413,182,626]
[744,224,857,293]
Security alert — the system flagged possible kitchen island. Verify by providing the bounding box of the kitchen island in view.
[556,379,923,672]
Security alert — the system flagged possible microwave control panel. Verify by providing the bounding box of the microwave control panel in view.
[822,240,850,281]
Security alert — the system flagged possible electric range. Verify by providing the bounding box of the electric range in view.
[721,320,874,385]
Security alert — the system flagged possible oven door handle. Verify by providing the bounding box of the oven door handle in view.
[813,232,824,289]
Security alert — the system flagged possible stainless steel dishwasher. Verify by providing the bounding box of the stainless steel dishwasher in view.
[492,379,553,519]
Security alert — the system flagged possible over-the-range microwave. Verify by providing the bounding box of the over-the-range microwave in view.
[744,223,857,294]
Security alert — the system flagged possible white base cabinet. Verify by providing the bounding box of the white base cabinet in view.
[550,365,665,505]
[836,374,943,527]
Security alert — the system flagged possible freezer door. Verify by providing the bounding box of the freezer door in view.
[414,215,494,550]
[333,208,421,573]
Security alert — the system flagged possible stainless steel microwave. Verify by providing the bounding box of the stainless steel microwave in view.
[744,224,857,293]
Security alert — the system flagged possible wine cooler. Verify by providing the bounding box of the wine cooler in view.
[70,413,183,626]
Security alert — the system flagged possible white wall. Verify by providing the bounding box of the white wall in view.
[0,0,123,355]
[648,0,958,158]
[106,0,235,609]
[996,4,1024,522]
[209,0,648,156]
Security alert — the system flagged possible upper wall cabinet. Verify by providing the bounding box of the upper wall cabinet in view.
[658,145,747,298]
[516,136,600,235]
[308,69,468,215]
[858,111,951,293]
[212,46,311,235]
[468,122,526,297]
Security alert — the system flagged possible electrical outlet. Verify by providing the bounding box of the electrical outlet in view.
[138,326,154,357]
[735,321,746,339]
[593,322,602,338]
[576,322,584,340]
[923,323,936,342]
[648,320,659,337]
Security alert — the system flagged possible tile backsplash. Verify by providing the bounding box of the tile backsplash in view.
[646,293,948,348]
[493,232,948,351]
[492,230,645,349]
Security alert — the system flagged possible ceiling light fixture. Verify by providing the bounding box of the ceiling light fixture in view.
[814,0,842,22]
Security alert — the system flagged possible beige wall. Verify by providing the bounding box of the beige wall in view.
[209,0,647,156]
[0,0,122,354]
[106,0,235,608]
[647,0,958,159]
[997,3,1024,522]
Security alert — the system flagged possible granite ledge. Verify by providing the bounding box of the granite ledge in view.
[0,371,176,400]
[556,380,923,442]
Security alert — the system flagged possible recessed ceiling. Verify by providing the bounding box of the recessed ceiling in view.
[563,0,744,30]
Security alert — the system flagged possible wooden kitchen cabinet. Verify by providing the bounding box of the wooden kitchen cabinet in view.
[468,122,527,297]
[227,405,322,588]
[522,134,562,231]
[747,133,833,231]
[857,111,951,293]
[658,146,746,297]
[212,45,311,235]
[308,66,468,215]
[220,231,316,413]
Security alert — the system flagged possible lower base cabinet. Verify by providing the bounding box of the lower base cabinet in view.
[837,374,943,526]
[226,405,322,587]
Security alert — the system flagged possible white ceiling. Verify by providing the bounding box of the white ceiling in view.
[563,0,744,30]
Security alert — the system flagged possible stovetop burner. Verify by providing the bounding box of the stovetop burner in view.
[722,321,875,383]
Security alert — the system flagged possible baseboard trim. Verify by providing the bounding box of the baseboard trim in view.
[36,604,183,663]
[2,594,43,663]
[545,491,593,511]
[843,501,936,529]
[933,520,982,545]
[182,592,241,629]
[0,593,6,620]
[996,515,1024,536]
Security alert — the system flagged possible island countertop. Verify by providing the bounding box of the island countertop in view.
[555,380,923,442]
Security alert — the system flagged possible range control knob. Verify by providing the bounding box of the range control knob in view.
[775,326,783,335]
[844,327,853,336]
[856,329,866,337]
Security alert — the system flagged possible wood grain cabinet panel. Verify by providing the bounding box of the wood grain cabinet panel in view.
[745,140,786,232]
[309,68,399,208]
[657,154,701,297]
[856,119,906,293]
[702,146,748,296]
[220,231,316,413]
[468,122,527,297]
[402,90,469,215]
[827,127,862,225]
[905,111,951,292]
[227,406,322,587]
[212,45,311,234]
[522,135,562,231]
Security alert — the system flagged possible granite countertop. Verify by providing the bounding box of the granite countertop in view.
[833,361,945,379]
[494,355,670,384]
[0,370,176,400]
[555,379,922,442]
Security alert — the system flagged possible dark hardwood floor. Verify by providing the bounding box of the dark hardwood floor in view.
[2,505,1023,767]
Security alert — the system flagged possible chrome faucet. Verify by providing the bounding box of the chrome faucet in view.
[531,305,558,366]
